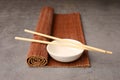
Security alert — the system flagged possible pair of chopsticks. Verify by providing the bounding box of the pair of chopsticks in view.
[15,29,112,54]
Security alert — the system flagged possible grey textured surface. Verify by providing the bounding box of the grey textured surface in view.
[0,0,120,80]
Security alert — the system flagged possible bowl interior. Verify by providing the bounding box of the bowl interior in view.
[47,39,84,58]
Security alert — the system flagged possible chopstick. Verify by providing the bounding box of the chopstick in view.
[15,37,82,49]
[24,29,112,54]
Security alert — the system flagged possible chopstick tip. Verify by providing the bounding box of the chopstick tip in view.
[106,51,112,54]
[14,37,17,39]
[24,29,27,32]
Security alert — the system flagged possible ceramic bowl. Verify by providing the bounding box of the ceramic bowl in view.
[46,39,84,62]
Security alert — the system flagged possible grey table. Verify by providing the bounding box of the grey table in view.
[0,0,120,80]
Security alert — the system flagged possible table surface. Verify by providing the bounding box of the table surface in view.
[0,0,120,80]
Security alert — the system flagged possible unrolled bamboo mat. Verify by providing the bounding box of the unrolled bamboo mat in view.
[27,6,90,67]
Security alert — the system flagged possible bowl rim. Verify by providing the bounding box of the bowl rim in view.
[46,39,84,58]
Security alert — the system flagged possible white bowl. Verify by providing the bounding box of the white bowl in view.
[46,39,84,62]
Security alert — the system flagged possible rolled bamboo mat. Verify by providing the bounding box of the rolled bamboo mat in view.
[27,6,90,67]
[27,7,54,67]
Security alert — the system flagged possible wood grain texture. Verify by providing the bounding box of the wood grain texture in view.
[27,6,90,67]
[47,13,90,67]
[27,7,54,67]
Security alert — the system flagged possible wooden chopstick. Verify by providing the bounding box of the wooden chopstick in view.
[15,37,83,49]
[24,29,112,54]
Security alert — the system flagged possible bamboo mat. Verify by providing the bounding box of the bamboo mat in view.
[27,6,90,67]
